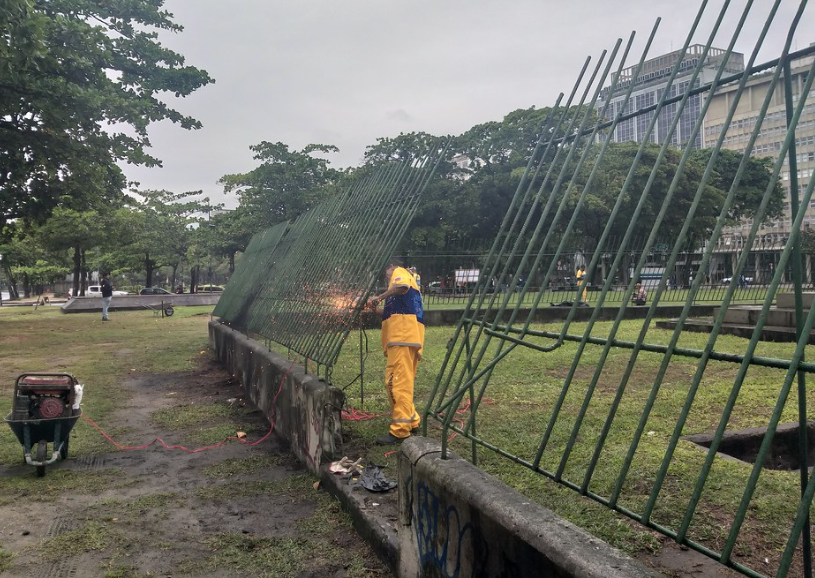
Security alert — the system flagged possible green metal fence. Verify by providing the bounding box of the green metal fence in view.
[412,237,815,309]
[425,1,815,576]
[214,148,447,380]
[212,221,289,324]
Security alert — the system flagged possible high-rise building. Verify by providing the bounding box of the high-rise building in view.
[597,45,745,148]
[706,51,815,282]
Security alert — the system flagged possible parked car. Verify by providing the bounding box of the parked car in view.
[426,281,443,294]
[722,276,753,286]
[69,285,128,297]
[139,287,172,295]
[197,284,224,292]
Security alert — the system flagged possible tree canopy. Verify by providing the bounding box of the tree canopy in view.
[0,0,213,227]
[214,107,783,271]
[557,143,784,246]
[219,142,341,233]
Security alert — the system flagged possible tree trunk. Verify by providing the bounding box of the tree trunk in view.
[72,246,81,297]
[3,261,18,299]
[3,261,19,299]
[23,272,30,298]
[145,252,154,288]
[171,264,178,289]
[190,266,198,293]
[80,248,88,296]
[228,251,236,275]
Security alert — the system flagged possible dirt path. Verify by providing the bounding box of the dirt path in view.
[0,357,390,578]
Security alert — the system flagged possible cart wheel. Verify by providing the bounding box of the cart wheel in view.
[60,436,69,460]
[164,306,174,317]
[36,440,47,477]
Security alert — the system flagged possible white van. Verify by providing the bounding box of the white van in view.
[69,285,128,297]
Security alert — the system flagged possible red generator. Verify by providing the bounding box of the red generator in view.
[12,373,77,421]
[6,373,82,476]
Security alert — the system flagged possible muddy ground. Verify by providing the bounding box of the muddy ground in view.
[0,357,390,578]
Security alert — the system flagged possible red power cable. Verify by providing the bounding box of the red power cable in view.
[80,362,294,454]
[341,407,385,421]
[444,397,497,443]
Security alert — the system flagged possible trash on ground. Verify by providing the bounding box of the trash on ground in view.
[357,465,396,492]
[327,456,364,476]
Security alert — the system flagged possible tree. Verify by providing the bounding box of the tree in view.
[201,208,254,275]
[0,223,55,299]
[113,190,214,288]
[690,148,784,226]
[453,107,556,170]
[0,0,213,227]
[35,207,111,297]
[363,108,572,254]
[363,131,441,165]
[558,142,784,246]
[220,142,341,233]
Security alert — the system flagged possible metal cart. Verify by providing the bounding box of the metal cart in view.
[5,373,82,477]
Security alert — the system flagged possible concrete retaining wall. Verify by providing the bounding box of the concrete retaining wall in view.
[62,293,220,313]
[398,438,659,578]
[208,321,343,473]
[776,292,815,309]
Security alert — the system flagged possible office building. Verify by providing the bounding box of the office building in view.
[597,44,745,149]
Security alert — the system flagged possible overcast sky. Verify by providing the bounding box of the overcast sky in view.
[122,0,815,208]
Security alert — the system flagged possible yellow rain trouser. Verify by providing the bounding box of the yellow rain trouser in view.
[385,345,421,438]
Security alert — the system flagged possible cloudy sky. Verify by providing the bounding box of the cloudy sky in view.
[123,0,814,207]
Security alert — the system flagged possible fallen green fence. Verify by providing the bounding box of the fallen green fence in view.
[425,1,815,576]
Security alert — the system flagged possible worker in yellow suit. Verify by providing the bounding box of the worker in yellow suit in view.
[368,262,424,445]
[576,266,587,303]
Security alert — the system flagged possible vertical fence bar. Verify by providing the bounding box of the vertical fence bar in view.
[783,52,811,578]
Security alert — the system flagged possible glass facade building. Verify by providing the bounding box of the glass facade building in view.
[596,45,745,149]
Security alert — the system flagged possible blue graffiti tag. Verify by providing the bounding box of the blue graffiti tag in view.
[414,481,487,578]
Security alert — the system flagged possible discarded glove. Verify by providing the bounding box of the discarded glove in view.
[327,456,364,476]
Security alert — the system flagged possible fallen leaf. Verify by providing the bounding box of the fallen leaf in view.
[312,481,320,490]
[236,431,247,439]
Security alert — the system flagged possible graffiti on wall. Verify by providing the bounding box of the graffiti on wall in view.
[413,480,488,578]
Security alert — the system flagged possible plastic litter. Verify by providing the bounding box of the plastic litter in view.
[358,465,396,492]
[73,384,84,410]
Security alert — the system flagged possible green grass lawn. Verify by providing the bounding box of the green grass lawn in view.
[0,305,387,578]
[0,305,215,467]
[4,302,810,575]
[0,306,217,573]
[331,319,815,576]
